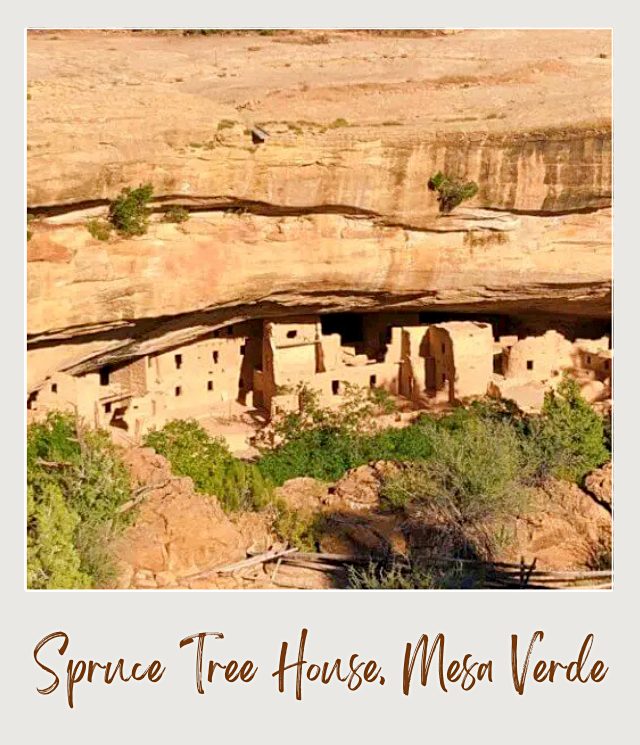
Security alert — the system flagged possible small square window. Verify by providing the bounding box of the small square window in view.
[104,402,112,414]
[526,360,534,370]
[213,351,219,364]
[332,380,340,395]
[175,386,182,397]
[51,383,58,393]
[207,381,213,391]
[174,354,182,370]
[287,330,297,339]
[369,375,377,388]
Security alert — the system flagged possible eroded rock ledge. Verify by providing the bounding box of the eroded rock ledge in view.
[27,207,610,388]
[27,30,611,389]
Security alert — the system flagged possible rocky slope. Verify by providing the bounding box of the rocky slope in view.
[27,29,611,388]
[113,451,612,589]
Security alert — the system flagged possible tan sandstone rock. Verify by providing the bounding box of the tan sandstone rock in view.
[27,30,611,388]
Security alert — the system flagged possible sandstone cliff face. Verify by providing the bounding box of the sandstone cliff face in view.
[27,30,611,388]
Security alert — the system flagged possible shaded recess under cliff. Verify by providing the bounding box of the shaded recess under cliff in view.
[26,29,611,389]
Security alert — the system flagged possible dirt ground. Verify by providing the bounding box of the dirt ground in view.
[27,28,610,167]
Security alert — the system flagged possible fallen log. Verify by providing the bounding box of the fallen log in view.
[187,547,299,580]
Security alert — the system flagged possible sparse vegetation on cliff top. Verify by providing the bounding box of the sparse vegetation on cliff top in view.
[162,206,190,224]
[86,217,111,241]
[108,183,154,236]
[428,171,479,213]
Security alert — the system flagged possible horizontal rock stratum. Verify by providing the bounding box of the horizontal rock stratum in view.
[27,29,611,389]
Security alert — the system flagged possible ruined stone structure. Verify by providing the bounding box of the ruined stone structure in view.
[26,31,612,447]
[28,312,612,442]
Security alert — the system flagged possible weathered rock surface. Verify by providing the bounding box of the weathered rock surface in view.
[28,30,610,214]
[583,462,612,510]
[114,447,273,589]
[27,207,610,387]
[331,461,403,511]
[274,477,332,515]
[27,30,611,388]
[499,474,611,570]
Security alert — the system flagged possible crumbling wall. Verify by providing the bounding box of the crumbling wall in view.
[503,330,574,380]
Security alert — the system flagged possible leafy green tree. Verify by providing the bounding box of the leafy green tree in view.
[525,377,610,483]
[144,419,270,511]
[108,183,154,236]
[27,482,91,589]
[428,171,479,213]
[27,413,131,588]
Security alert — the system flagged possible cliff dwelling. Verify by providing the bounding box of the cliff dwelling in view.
[27,310,612,452]
[25,29,612,595]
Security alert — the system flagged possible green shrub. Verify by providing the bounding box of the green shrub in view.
[162,206,190,224]
[144,419,272,512]
[524,377,610,483]
[27,481,91,589]
[329,118,349,128]
[27,413,131,589]
[272,504,324,552]
[348,561,465,589]
[428,171,479,213]
[258,426,360,484]
[86,218,112,241]
[257,384,399,484]
[381,418,529,521]
[108,183,153,236]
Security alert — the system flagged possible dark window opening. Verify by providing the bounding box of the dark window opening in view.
[227,326,234,336]
[493,353,503,375]
[104,402,112,414]
[213,351,219,364]
[175,386,182,397]
[369,375,377,388]
[174,354,182,370]
[207,381,213,391]
[240,344,246,354]
[110,406,129,431]
[286,330,298,339]
[99,367,110,386]
[51,383,58,393]
[27,391,38,410]
[526,360,534,370]
[321,313,364,344]
[332,380,340,395]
